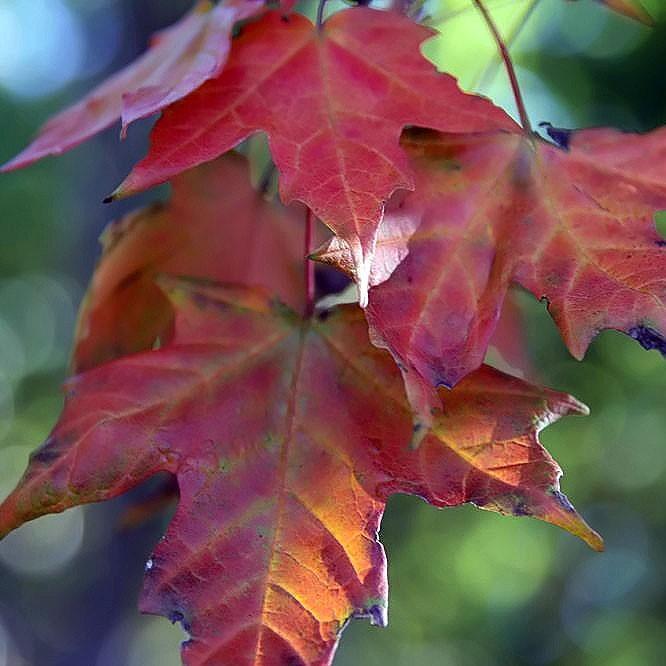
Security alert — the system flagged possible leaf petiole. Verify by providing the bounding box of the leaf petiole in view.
[471,0,533,133]
[316,0,328,28]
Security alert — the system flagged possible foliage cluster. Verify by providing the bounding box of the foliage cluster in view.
[0,1,664,664]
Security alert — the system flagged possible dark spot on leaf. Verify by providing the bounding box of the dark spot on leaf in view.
[628,325,666,356]
[406,275,413,284]
[512,498,531,517]
[29,444,61,465]
[368,604,387,626]
[402,126,439,142]
[436,377,454,390]
[656,239,666,247]
[353,604,387,627]
[550,488,576,513]
[367,437,382,453]
[318,309,330,322]
[169,610,191,633]
[540,122,571,150]
[442,160,462,171]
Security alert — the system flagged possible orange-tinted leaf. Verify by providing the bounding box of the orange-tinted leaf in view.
[0,280,600,666]
[316,126,666,427]
[109,7,514,302]
[73,152,305,372]
[1,0,263,171]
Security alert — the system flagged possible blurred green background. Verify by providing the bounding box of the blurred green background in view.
[0,0,664,664]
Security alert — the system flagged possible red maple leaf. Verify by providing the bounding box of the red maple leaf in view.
[316,126,666,428]
[2,4,663,663]
[0,277,600,665]
[103,7,514,302]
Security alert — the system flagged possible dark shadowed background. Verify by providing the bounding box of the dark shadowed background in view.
[0,0,664,664]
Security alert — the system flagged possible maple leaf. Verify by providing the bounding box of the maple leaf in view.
[0,280,600,666]
[73,152,306,372]
[101,7,514,303]
[315,125,666,428]
[0,0,264,171]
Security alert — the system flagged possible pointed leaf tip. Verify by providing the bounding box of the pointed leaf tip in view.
[547,489,604,552]
[569,397,591,417]
[104,181,131,203]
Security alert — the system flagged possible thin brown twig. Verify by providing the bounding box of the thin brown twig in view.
[475,0,540,91]
[471,0,532,133]
[427,0,523,25]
